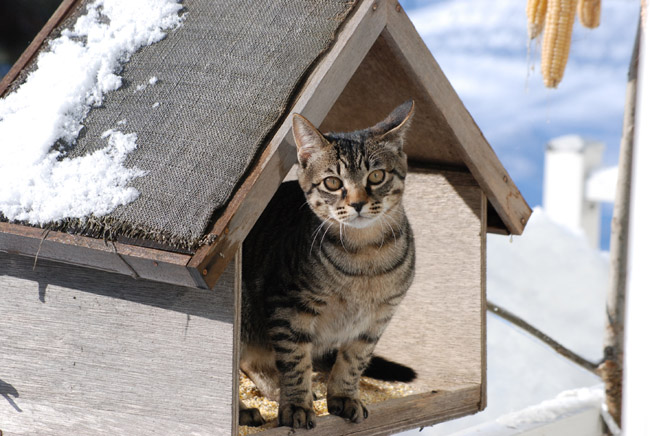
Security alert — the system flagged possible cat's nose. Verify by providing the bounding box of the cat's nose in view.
[350,202,366,213]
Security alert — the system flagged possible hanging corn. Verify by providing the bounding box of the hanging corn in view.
[527,0,548,39]
[541,0,578,88]
[578,0,601,29]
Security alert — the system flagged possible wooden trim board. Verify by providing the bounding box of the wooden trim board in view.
[480,191,488,410]
[252,385,482,436]
[0,222,197,288]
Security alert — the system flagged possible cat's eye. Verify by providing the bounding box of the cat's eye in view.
[367,169,385,185]
[323,176,342,191]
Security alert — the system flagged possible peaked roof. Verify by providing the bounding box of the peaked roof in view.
[0,0,531,289]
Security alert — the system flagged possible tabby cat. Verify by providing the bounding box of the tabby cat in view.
[239,100,416,429]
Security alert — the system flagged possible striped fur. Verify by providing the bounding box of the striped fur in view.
[240,101,416,429]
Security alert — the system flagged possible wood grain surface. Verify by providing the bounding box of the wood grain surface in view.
[0,252,239,435]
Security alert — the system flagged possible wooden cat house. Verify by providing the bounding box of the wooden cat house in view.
[0,0,531,435]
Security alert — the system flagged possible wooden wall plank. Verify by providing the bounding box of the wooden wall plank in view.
[189,0,390,289]
[383,3,531,235]
[0,252,237,435]
[0,222,197,288]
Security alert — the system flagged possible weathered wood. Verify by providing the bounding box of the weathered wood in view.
[0,251,239,435]
[188,0,389,289]
[232,248,244,435]
[0,222,197,288]
[383,2,531,235]
[479,190,488,410]
[375,171,485,393]
[257,386,481,436]
[0,0,84,97]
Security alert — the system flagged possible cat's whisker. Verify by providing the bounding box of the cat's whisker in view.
[378,217,386,249]
[312,217,328,238]
[319,220,335,252]
[381,215,398,244]
[310,219,330,255]
[339,222,349,253]
[384,212,404,236]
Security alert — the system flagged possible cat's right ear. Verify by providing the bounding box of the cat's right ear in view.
[292,114,328,166]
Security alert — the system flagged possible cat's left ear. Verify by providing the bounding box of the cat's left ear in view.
[369,100,415,148]
[292,114,329,166]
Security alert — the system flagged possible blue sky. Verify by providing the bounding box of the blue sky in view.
[403,0,639,249]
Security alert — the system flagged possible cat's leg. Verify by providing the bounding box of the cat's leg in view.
[270,318,316,429]
[326,337,378,423]
[240,344,281,401]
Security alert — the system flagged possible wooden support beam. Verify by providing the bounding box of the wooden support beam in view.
[0,222,197,288]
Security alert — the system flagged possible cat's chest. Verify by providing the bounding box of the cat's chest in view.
[310,277,393,346]
[311,293,373,347]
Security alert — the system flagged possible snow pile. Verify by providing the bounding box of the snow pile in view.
[488,207,608,362]
[496,386,603,428]
[587,166,618,202]
[0,0,183,225]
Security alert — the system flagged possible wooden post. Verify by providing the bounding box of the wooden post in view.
[601,17,641,428]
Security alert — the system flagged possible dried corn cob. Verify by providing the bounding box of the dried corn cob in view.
[541,0,578,88]
[527,0,549,39]
[578,0,601,28]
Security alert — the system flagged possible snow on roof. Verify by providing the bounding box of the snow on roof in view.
[0,0,183,225]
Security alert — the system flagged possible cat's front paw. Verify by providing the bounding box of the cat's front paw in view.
[327,396,368,423]
[278,403,317,429]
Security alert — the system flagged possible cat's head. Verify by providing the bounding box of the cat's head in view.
[291,100,414,228]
